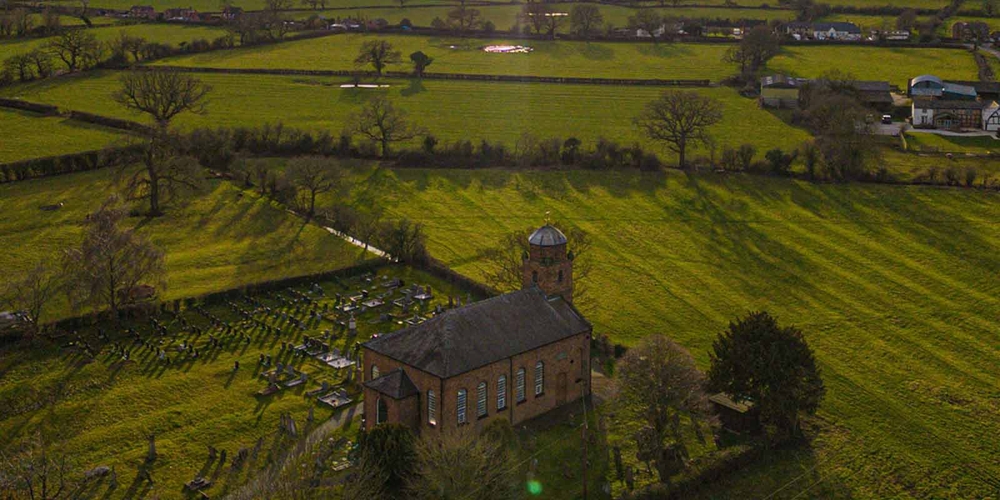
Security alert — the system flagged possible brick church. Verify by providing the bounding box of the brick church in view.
[361,224,592,433]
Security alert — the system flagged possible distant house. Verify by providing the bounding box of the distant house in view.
[784,21,861,41]
[760,75,805,108]
[984,102,1000,132]
[128,5,156,19]
[164,7,199,21]
[884,30,910,41]
[912,99,990,129]
[221,6,243,20]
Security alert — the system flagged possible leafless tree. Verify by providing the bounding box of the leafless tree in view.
[635,90,723,169]
[616,335,715,483]
[520,0,551,35]
[0,263,60,337]
[354,40,401,76]
[628,9,664,43]
[570,4,603,38]
[482,224,594,309]
[0,433,76,500]
[46,29,100,71]
[111,31,146,62]
[407,427,518,500]
[348,96,421,156]
[63,196,166,318]
[723,24,781,77]
[286,156,347,216]
[446,5,482,33]
[4,53,33,81]
[113,70,211,215]
[10,8,33,37]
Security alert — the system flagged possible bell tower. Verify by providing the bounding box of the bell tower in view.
[522,224,574,303]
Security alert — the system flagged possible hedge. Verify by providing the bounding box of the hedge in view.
[0,98,60,116]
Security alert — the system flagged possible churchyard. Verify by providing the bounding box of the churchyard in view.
[0,263,481,498]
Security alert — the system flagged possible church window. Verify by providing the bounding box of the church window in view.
[457,389,467,424]
[427,390,437,425]
[516,368,526,402]
[370,365,379,381]
[497,375,507,410]
[558,270,564,283]
[535,361,545,396]
[477,382,487,418]
[376,398,387,424]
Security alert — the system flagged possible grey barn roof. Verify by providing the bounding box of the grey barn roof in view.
[364,287,590,379]
[365,368,419,399]
[913,99,987,110]
[528,224,568,247]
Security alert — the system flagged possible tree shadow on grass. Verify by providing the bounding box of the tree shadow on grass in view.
[400,78,427,97]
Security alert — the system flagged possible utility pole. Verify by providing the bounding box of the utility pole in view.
[581,382,589,500]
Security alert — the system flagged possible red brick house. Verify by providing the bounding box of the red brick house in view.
[128,5,156,19]
[362,225,591,434]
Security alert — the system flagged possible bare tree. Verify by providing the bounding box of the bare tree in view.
[63,196,166,318]
[111,31,146,62]
[635,90,723,169]
[0,263,60,337]
[482,224,594,309]
[10,8,33,37]
[286,156,347,216]
[628,9,664,43]
[570,4,603,38]
[407,426,519,500]
[113,70,211,215]
[354,40,401,76]
[616,335,715,483]
[0,433,77,500]
[723,24,780,78]
[520,0,551,35]
[348,96,421,156]
[446,5,482,33]
[46,29,100,71]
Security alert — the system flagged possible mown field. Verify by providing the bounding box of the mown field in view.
[154,34,738,80]
[1,71,811,159]
[0,108,122,164]
[0,167,368,320]
[292,4,797,31]
[329,166,1000,499]
[0,22,228,63]
[152,33,978,87]
[768,45,977,88]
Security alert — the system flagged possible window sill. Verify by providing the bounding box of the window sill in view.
[516,400,527,406]
[477,414,489,421]
[535,392,545,398]
[497,406,507,412]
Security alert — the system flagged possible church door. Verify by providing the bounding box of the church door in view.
[556,372,567,406]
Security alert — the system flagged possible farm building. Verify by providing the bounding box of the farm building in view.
[908,75,978,100]
[710,393,760,435]
[761,76,892,111]
[128,5,156,19]
[163,7,199,21]
[784,22,861,41]
[760,75,806,108]
[912,99,991,130]
[361,225,591,435]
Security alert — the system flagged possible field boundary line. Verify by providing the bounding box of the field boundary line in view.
[144,65,713,87]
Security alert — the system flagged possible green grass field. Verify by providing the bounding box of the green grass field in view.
[0,108,122,164]
[905,132,1000,154]
[154,34,737,80]
[768,45,977,89]
[0,167,369,320]
[325,166,1000,498]
[293,4,796,31]
[0,23,228,63]
[1,71,811,160]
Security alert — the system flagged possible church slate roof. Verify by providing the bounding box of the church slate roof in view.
[365,368,419,399]
[363,287,590,379]
[528,225,568,247]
